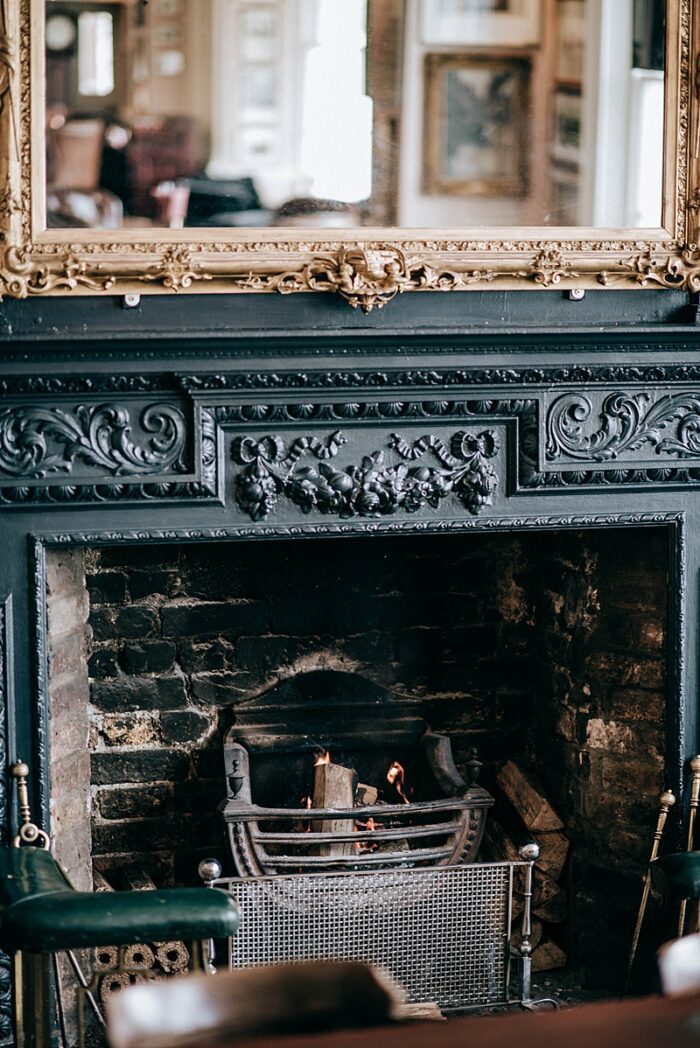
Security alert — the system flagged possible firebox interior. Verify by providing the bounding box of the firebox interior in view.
[46,525,672,995]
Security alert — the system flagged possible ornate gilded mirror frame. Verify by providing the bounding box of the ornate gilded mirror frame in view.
[0,0,698,312]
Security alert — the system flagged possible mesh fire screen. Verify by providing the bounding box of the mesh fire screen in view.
[212,861,520,1011]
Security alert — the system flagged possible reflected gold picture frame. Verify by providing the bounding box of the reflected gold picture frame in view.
[0,0,699,313]
[422,52,531,198]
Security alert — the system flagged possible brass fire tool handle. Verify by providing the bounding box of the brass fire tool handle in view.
[10,761,50,849]
[679,756,700,936]
[624,789,676,994]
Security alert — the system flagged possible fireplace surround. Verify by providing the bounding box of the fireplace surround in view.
[0,287,698,1041]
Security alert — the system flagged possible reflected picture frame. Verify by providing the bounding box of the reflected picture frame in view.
[420,0,541,47]
[551,86,582,168]
[0,0,698,313]
[422,52,530,198]
[555,0,586,85]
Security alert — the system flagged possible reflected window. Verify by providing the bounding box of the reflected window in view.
[78,11,114,97]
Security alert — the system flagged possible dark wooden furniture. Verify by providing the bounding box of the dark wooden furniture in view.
[219,993,700,1048]
[0,846,239,1048]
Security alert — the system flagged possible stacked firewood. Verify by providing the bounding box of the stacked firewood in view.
[93,867,190,1002]
[481,760,569,972]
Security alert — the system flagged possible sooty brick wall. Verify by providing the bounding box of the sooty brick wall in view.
[85,526,668,959]
[87,533,545,883]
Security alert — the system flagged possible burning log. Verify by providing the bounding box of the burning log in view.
[312,752,357,857]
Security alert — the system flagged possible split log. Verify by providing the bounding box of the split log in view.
[481,819,520,864]
[121,865,158,892]
[531,937,567,972]
[532,830,569,881]
[93,870,114,893]
[395,1002,445,1021]
[496,761,564,832]
[482,820,566,921]
[492,794,569,880]
[532,873,567,923]
[356,783,379,806]
[312,760,357,856]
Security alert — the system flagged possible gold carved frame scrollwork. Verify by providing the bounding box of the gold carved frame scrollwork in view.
[0,0,698,312]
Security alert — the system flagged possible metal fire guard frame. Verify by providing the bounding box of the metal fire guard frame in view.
[209,859,537,1012]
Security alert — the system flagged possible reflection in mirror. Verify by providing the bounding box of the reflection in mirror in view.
[43,0,666,231]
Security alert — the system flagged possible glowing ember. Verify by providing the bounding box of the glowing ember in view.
[387,760,410,804]
[314,751,331,767]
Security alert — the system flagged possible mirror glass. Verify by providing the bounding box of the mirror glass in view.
[43,0,666,231]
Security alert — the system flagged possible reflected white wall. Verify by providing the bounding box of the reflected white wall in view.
[210,0,371,206]
[300,0,372,202]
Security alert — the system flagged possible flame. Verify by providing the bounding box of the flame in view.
[354,816,381,852]
[356,817,382,831]
[387,761,410,804]
[314,751,331,767]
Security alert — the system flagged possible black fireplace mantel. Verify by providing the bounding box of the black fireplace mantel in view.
[0,286,699,1036]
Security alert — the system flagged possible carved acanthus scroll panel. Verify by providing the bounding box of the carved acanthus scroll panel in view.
[544,390,700,471]
[0,397,217,506]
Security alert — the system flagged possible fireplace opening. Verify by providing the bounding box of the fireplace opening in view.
[46,526,672,998]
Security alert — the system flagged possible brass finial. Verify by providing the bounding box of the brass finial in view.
[680,762,700,934]
[10,761,49,849]
[626,787,677,992]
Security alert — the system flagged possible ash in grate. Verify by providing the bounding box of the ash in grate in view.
[215,862,517,1011]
